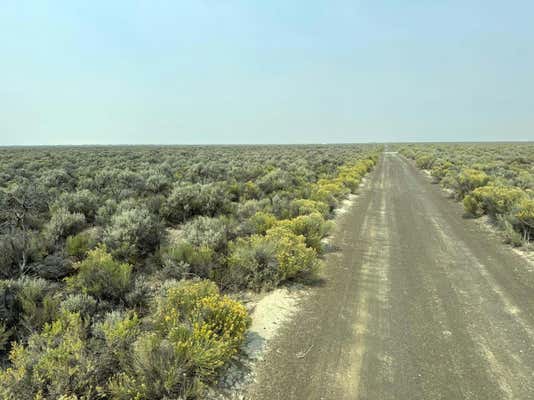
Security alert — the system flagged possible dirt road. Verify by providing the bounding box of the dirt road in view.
[245,152,534,400]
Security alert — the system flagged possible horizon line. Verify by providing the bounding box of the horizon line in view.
[1,139,534,147]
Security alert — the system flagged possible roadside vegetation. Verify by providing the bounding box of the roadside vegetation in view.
[0,144,379,399]
[398,143,534,247]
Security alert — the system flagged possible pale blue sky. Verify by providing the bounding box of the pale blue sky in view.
[1,1,533,145]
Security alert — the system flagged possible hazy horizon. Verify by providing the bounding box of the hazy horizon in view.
[2,1,533,145]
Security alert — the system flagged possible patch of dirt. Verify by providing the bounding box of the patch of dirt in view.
[208,286,308,399]
[245,285,308,359]
[335,193,358,216]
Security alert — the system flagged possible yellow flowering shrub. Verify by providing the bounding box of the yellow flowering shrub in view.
[455,168,491,199]
[105,280,250,399]
[0,312,97,400]
[336,159,374,192]
[463,185,526,217]
[289,199,330,218]
[246,211,277,234]
[265,226,319,281]
[224,226,318,290]
[275,212,332,252]
[516,198,534,235]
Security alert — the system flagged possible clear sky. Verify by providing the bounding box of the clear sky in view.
[1,1,533,145]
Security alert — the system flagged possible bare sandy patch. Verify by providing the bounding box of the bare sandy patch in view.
[335,193,358,216]
[209,286,308,399]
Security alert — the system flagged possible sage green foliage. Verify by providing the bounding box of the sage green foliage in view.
[161,241,215,279]
[182,215,230,250]
[0,145,379,398]
[44,207,86,248]
[66,246,132,302]
[224,227,319,290]
[65,230,98,260]
[289,199,330,218]
[104,206,163,262]
[16,277,60,334]
[275,212,333,252]
[242,211,277,234]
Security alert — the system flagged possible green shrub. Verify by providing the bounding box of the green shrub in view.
[225,227,318,290]
[29,254,72,280]
[161,242,215,279]
[93,310,141,375]
[106,334,203,399]
[0,280,21,329]
[60,293,97,319]
[311,181,348,209]
[66,232,92,259]
[104,207,163,262]
[497,215,524,247]
[266,226,319,279]
[464,186,526,217]
[162,183,230,224]
[224,235,279,290]
[430,160,454,181]
[44,207,86,247]
[415,154,435,169]
[242,211,277,235]
[275,212,332,252]
[0,322,10,351]
[55,189,99,222]
[182,215,229,250]
[0,312,97,400]
[106,280,250,399]
[463,194,481,216]
[289,199,330,218]
[455,169,490,199]
[516,198,534,238]
[16,277,60,334]
[66,246,132,302]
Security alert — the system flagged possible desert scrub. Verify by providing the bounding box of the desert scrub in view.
[336,159,373,192]
[516,198,534,239]
[275,212,333,252]
[415,154,435,169]
[0,144,382,398]
[0,311,98,400]
[455,169,491,199]
[66,246,132,302]
[65,228,100,260]
[463,185,526,217]
[106,280,250,399]
[289,199,330,218]
[224,226,318,290]
[240,211,277,235]
[160,241,215,279]
[104,206,163,263]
